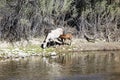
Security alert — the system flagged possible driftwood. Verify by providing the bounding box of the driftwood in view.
[84,34,95,43]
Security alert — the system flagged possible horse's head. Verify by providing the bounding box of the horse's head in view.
[41,42,47,49]
[41,40,46,49]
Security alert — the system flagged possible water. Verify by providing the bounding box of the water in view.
[0,51,120,80]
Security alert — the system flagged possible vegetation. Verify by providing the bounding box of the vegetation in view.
[0,0,120,42]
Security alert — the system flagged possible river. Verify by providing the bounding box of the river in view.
[0,51,120,80]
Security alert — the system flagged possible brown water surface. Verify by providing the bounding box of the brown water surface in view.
[0,51,120,80]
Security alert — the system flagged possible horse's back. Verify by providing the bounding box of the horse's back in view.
[50,28,64,39]
[60,33,73,39]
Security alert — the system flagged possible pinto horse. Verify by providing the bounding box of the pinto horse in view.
[41,28,64,48]
[59,33,73,45]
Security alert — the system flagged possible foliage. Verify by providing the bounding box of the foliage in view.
[0,0,120,42]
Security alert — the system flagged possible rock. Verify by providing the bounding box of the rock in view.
[18,51,27,58]
[50,52,57,56]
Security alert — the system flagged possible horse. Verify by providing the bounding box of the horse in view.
[41,28,64,48]
[59,33,73,45]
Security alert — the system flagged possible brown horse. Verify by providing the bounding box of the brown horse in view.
[59,33,73,45]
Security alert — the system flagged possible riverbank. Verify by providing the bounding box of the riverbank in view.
[0,38,120,59]
[72,39,120,51]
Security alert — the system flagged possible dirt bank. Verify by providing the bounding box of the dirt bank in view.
[73,41,120,51]
[0,38,120,59]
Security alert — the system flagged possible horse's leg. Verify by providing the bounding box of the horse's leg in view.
[42,42,47,48]
[49,39,57,47]
[68,38,72,45]
[58,38,62,43]
[53,41,56,47]
[69,39,72,45]
[61,38,64,45]
[47,41,51,48]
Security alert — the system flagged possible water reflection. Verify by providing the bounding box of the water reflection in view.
[0,51,120,80]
